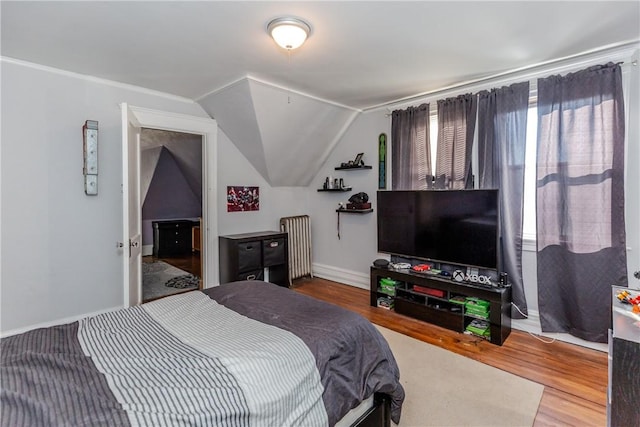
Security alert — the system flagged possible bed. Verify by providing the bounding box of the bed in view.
[1,280,404,427]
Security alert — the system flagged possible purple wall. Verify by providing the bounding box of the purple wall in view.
[142,147,201,245]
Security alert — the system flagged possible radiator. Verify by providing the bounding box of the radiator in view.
[280,215,313,285]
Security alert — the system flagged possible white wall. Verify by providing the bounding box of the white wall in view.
[216,128,309,236]
[0,60,209,335]
[309,110,390,286]
[0,60,317,335]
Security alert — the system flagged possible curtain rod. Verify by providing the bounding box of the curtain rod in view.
[373,41,639,114]
[384,59,637,116]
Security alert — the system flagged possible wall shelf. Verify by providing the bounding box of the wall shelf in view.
[318,188,352,192]
[335,165,373,170]
[336,208,373,214]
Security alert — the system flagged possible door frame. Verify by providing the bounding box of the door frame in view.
[122,105,218,307]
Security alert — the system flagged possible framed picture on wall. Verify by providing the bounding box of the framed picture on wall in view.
[227,186,260,212]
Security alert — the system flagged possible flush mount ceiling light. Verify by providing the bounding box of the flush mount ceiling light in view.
[267,17,311,50]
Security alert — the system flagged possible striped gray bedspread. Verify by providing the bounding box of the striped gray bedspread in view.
[79,291,327,426]
[2,282,404,427]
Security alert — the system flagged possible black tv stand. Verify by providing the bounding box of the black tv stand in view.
[370,266,511,345]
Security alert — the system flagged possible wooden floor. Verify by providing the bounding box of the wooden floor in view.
[153,252,202,277]
[292,277,608,427]
[142,252,202,302]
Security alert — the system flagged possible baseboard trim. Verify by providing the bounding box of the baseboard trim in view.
[511,309,607,352]
[142,245,154,256]
[313,263,369,290]
[1,305,123,339]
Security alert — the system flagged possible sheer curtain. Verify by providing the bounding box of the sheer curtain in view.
[435,94,477,189]
[536,63,627,342]
[391,104,431,190]
[477,81,530,318]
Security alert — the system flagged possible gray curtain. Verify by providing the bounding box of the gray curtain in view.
[477,81,530,319]
[536,62,627,343]
[435,94,477,189]
[391,104,431,190]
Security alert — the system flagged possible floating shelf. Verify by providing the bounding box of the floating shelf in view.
[335,165,373,170]
[318,188,352,192]
[336,208,374,214]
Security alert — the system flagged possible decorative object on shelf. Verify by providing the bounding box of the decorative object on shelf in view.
[347,192,370,210]
[227,186,259,212]
[353,152,364,166]
[335,195,374,239]
[267,17,311,50]
[319,176,351,191]
[82,120,99,195]
[337,153,373,170]
[378,133,387,189]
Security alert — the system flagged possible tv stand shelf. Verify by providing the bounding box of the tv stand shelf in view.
[370,266,511,345]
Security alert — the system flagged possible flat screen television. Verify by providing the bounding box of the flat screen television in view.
[377,189,499,270]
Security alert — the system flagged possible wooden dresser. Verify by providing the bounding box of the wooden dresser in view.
[153,220,198,258]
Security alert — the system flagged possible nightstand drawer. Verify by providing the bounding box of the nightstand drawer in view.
[237,269,265,281]
[263,238,285,267]
[237,241,262,272]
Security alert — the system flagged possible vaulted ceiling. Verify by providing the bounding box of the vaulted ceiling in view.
[3,1,639,186]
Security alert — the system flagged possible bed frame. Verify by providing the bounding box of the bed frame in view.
[351,393,391,427]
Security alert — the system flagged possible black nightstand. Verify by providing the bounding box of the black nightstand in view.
[219,231,289,287]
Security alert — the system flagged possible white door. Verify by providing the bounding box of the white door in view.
[122,103,143,307]
[121,104,219,306]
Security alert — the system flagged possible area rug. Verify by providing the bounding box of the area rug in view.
[142,260,199,300]
[374,325,544,427]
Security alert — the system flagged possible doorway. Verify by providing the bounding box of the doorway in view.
[140,129,203,302]
[121,104,218,308]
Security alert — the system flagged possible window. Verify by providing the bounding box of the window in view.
[522,106,537,240]
[427,100,537,240]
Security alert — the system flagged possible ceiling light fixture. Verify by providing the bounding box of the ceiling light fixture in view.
[267,17,311,50]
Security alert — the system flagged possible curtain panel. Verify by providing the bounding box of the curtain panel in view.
[477,81,530,319]
[391,104,431,190]
[536,62,627,343]
[435,94,477,189]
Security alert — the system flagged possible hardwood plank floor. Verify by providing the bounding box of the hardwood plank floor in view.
[153,252,201,277]
[142,253,202,302]
[292,277,608,427]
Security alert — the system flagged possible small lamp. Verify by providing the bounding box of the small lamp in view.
[267,17,311,50]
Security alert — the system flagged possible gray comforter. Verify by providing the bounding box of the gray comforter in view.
[1,281,404,426]
[203,281,404,425]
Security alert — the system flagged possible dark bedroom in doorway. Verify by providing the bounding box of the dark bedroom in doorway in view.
[140,128,203,302]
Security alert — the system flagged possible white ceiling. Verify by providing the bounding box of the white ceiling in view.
[3,1,639,111]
